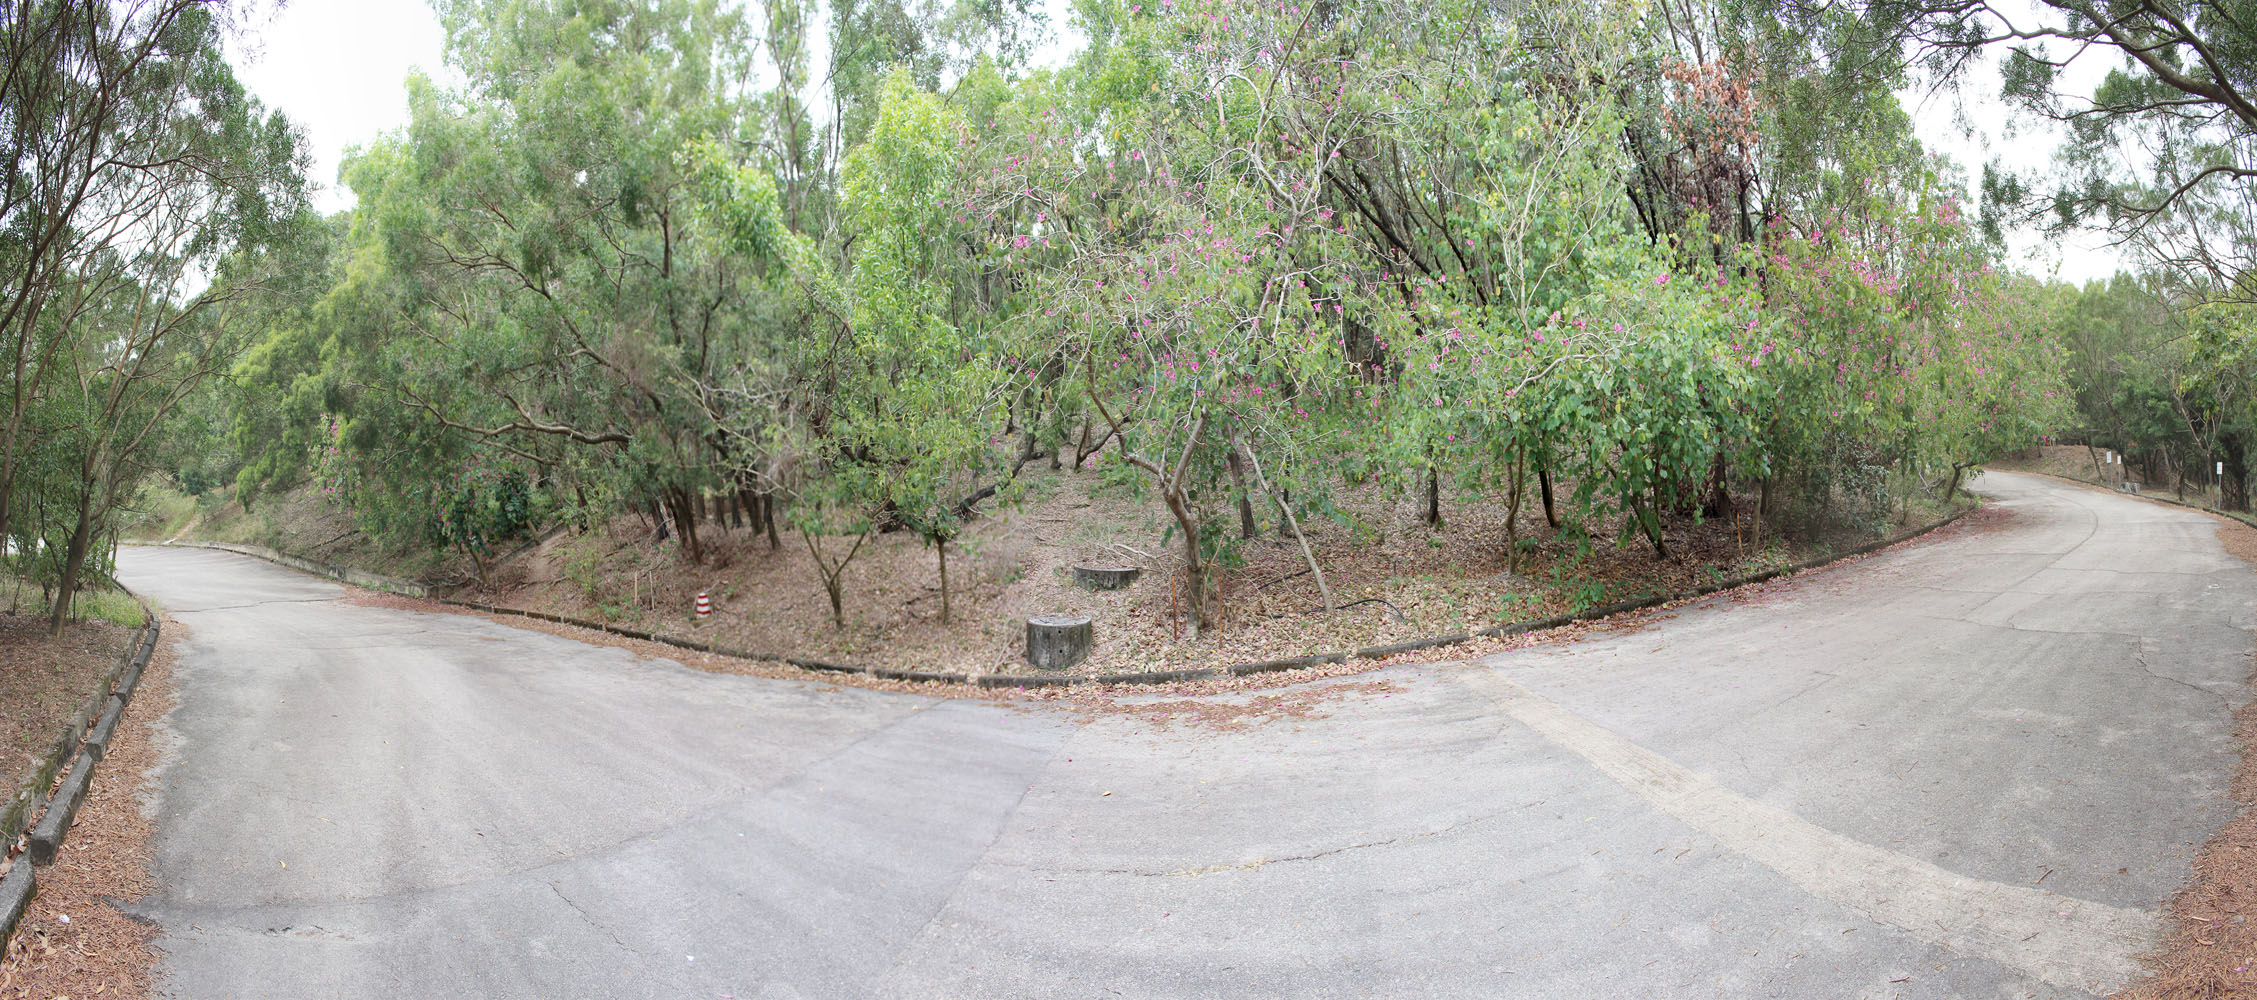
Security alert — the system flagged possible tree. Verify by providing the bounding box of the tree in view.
[0,0,304,632]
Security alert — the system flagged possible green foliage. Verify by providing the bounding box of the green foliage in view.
[100,0,2117,639]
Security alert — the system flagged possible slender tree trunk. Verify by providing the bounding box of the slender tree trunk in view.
[1227,444,1258,539]
[1503,449,1526,574]
[1241,439,1331,612]
[937,540,950,625]
[1636,496,1668,559]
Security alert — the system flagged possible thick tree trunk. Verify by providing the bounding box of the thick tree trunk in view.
[45,494,95,637]
[1163,490,1207,638]
[1538,467,1558,528]
[1423,467,1442,527]
[670,489,704,564]
[2224,435,2250,512]
[1705,457,1731,518]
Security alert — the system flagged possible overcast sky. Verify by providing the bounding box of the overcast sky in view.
[224,0,453,215]
[226,0,2134,285]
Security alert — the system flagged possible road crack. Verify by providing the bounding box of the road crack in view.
[1042,811,1500,879]
[2131,645,2232,710]
[547,880,643,958]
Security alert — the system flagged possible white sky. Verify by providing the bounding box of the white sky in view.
[227,0,2132,285]
[1900,44,2135,287]
[225,0,454,215]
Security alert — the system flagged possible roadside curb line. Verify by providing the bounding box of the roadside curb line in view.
[145,540,430,598]
[137,502,1974,691]
[1,604,158,956]
[2002,468,2257,529]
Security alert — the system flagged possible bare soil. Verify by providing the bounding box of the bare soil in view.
[455,464,1953,676]
[0,619,173,999]
[0,616,129,817]
[345,506,2002,719]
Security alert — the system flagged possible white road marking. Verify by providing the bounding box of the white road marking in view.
[1454,664,2159,994]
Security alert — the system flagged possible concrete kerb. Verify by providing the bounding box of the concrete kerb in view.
[0,595,159,955]
[145,504,1974,693]
[27,752,96,866]
[146,540,432,599]
[2008,468,2257,530]
[0,857,30,954]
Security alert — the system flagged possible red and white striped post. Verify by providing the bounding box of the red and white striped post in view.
[695,591,711,620]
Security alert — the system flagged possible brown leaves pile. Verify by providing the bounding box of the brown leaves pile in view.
[0,619,177,1000]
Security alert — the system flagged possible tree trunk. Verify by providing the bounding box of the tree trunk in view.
[1227,444,1258,539]
[1075,422,1116,469]
[1163,490,1207,638]
[1643,509,1669,559]
[670,489,704,564]
[1705,456,1732,518]
[1423,467,1442,527]
[1503,450,1526,574]
[2224,434,2250,512]
[937,541,950,625]
[45,494,95,636]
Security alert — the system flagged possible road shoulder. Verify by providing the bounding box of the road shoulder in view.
[0,618,178,998]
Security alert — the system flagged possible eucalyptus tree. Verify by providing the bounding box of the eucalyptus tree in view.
[331,0,761,563]
[0,0,304,631]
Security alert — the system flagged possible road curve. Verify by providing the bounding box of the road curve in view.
[116,470,2256,999]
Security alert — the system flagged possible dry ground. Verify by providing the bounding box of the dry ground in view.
[465,463,1954,676]
[0,620,173,998]
[0,615,130,828]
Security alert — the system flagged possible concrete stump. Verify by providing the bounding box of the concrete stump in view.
[1072,565,1141,591]
[1026,615,1093,670]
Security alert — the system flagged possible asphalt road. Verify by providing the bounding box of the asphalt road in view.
[116,470,2257,999]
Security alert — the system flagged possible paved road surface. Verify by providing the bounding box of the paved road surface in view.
[116,470,2257,998]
